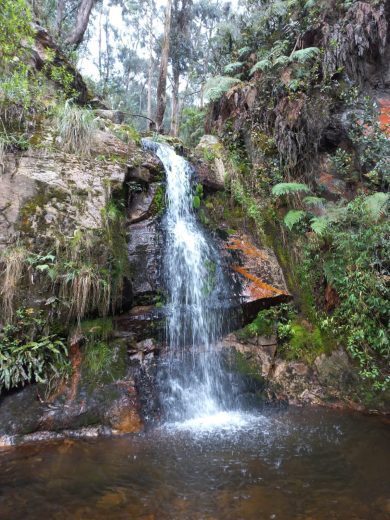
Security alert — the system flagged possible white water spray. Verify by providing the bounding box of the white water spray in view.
[144,140,235,423]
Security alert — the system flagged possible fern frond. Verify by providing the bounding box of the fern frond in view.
[223,62,244,75]
[303,196,325,207]
[363,192,389,222]
[274,55,290,67]
[272,182,311,196]
[250,59,271,75]
[290,47,320,63]
[238,46,251,59]
[204,76,241,102]
[310,216,328,235]
[284,210,306,230]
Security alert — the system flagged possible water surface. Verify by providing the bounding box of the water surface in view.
[1,407,389,519]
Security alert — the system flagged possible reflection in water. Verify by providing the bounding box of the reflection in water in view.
[0,408,389,519]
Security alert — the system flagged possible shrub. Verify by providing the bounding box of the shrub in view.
[0,308,69,393]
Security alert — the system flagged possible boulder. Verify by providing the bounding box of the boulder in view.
[95,109,125,124]
[192,135,226,190]
[224,233,291,322]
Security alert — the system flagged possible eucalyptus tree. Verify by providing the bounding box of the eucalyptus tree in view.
[30,0,100,49]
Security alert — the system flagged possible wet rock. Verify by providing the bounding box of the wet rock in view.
[0,343,143,442]
[224,234,291,322]
[115,306,165,342]
[128,183,159,223]
[127,218,162,304]
[221,332,277,379]
[314,348,358,390]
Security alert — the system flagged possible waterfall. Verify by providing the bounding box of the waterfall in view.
[143,140,234,422]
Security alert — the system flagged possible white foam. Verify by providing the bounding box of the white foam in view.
[167,411,259,434]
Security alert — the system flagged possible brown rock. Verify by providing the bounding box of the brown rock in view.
[225,234,291,321]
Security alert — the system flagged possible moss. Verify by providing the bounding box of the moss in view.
[18,188,69,233]
[151,184,166,216]
[250,130,277,156]
[279,319,331,364]
[232,350,264,384]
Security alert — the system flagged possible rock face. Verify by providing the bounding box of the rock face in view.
[224,234,291,322]
[0,342,143,446]
[221,333,364,410]
[0,141,128,250]
[192,135,227,191]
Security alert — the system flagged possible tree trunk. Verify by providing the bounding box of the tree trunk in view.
[147,6,154,129]
[155,0,172,132]
[170,68,180,136]
[55,0,65,38]
[65,0,96,48]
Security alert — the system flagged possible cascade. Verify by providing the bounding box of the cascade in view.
[143,140,235,423]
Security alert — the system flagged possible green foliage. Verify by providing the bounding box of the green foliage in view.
[193,183,204,210]
[54,101,97,156]
[282,320,325,363]
[223,62,244,75]
[303,196,325,207]
[310,216,328,235]
[204,76,241,102]
[0,0,33,117]
[272,183,311,196]
[151,185,166,216]
[250,59,271,75]
[284,210,306,230]
[180,107,206,147]
[305,195,390,389]
[112,123,141,145]
[83,341,113,378]
[363,192,389,222]
[290,47,321,63]
[0,308,69,393]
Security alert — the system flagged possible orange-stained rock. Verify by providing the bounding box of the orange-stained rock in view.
[378,97,390,135]
[110,407,143,434]
[225,234,291,321]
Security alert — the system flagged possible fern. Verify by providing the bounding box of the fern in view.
[274,55,290,67]
[204,76,241,102]
[363,192,389,222]
[250,59,271,75]
[310,216,328,235]
[238,46,251,59]
[303,196,325,207]
[284,210,306,230]
[223,62,244,75]
[272,182,311,196]
[290,47,320,63]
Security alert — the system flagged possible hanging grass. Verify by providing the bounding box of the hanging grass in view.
[55,100,97,156]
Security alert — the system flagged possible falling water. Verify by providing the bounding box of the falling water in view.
[143,140,235,423]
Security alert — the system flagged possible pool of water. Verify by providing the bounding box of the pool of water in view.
[0,407,389,519]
